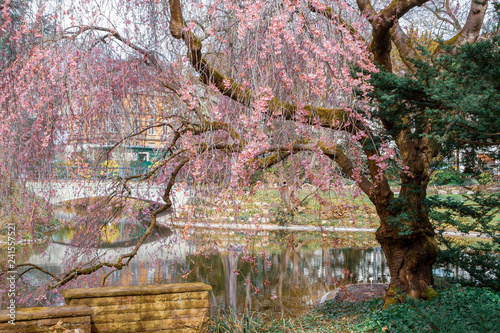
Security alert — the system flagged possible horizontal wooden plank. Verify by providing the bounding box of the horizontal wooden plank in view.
[136,329,198,333]
[87,299,209,316]
[63,283,212,300]
[0,323,91,333]
[92,316,206,332]
[91,308,208,324]
[67,291,208,306]
[0,316,91,332]
[0,305,92,322]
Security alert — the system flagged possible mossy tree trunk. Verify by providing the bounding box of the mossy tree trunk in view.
[372,134,439,306]
[376,213,438,307]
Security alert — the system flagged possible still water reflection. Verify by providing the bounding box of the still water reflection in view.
[25,203,390,316]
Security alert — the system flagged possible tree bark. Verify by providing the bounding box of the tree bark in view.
[373,161,439,307]
[376,219,438,307]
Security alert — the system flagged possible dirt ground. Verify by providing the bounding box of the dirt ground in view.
[334,283,388,302]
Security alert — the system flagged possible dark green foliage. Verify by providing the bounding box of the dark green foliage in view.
[370,35,500,166]
[462,147,481,176]
[428,192,500,291]
[429,39,500,148]
[356,286,500,333]
[369,65,436,139]
[317,298,384,330]
[387,196,420,235]
[429,168,470,186]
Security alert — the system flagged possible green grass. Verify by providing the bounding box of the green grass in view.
[186,186,500,235]
[203,286,500,333]
[203,299,383,333]
[191,188,379,228]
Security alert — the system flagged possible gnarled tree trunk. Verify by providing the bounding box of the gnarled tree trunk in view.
[373,149,439,307]
[376,215,438,307]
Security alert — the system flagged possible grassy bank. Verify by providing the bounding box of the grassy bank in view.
[203,285,500,332]
[186,185,500,235]
[189,187,379,229]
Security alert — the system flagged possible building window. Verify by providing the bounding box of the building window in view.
[148,119,155,135]
[138,152,149,162]
[107,120,119,133]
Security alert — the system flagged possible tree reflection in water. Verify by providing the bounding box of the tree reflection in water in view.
[123,232,390,316]
[23,208,389,316]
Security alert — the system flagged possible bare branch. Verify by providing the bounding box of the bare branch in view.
[63,25,178,91]
[317,142,375,198]
[12,264,58,280]
[256,140,375,198]
[444,0,463,31]
[99,156,189,285]
[425,0,462,31]
[445,0,488,46]
[379,0,429,28]
[64,26,158,66]
[97,119,177,165]
[357,0,431,71]
[307,2,366,42]
[390,23,419,72]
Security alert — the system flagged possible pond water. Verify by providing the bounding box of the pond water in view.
[18,201,391,316]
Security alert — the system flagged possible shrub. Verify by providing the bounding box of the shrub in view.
[428,192,500,291]
[99,159,120,177]
[317,298,384,332]
[429,168,469,186]
[357,286,500,333]
[477,172,494,185]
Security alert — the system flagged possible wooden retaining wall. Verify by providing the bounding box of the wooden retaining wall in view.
[0,283,211,333]
[0,305,92,332]
[63,282,212,333]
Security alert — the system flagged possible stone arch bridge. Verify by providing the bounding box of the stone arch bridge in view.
[26,180,189,207]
